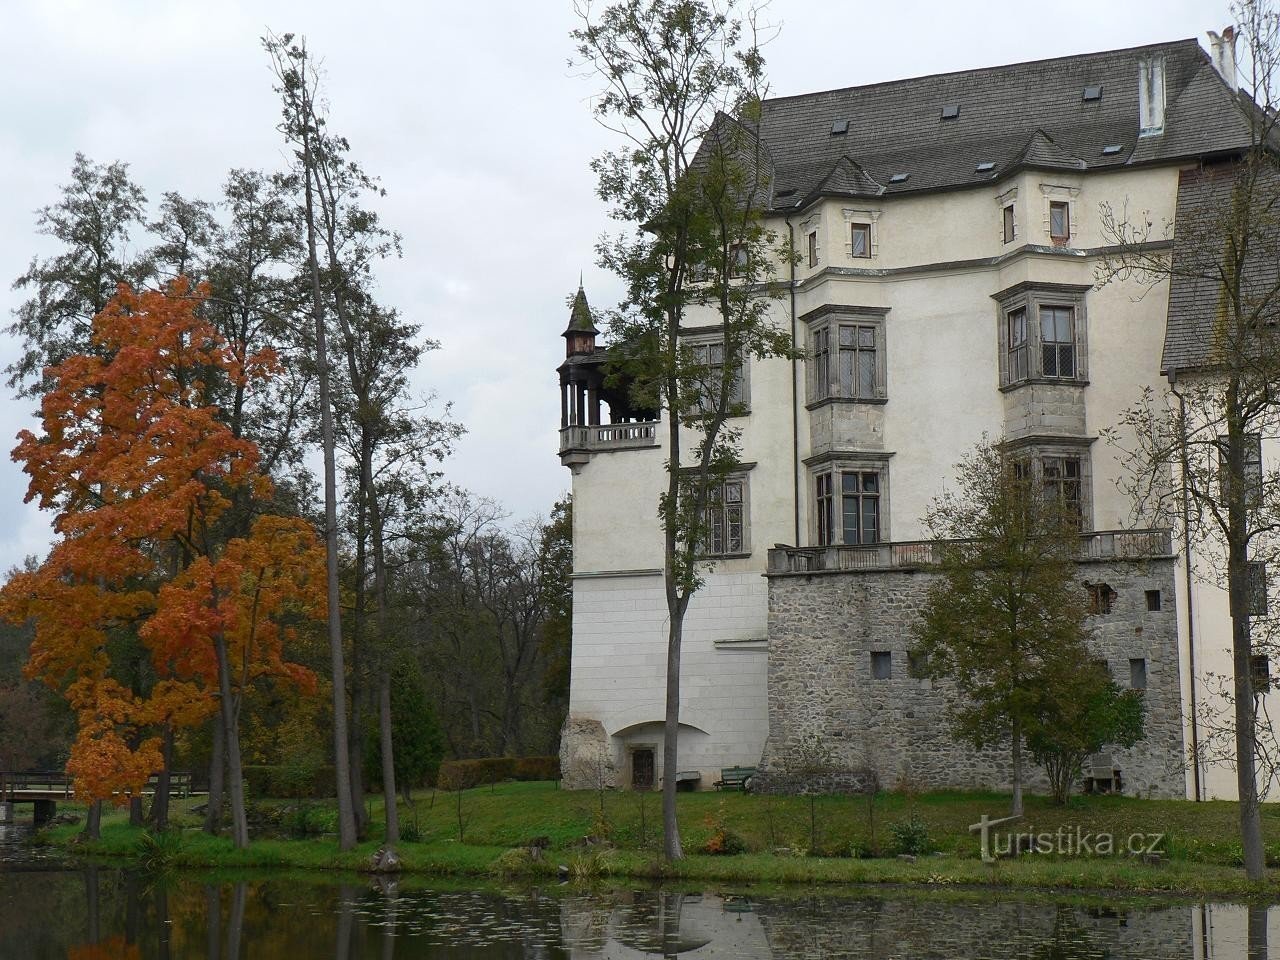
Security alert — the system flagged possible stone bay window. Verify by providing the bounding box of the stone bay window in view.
[815,465,884,546]
[995,282,1090,388]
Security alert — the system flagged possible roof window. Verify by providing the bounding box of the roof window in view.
[975,161,996,173]
[941,103,960,120]
[1082,85,1104,101]
[1100,144,1124,156]
[830,119,849,136]
[888,173,910,184]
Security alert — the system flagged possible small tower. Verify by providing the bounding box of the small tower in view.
[562,283,599,358]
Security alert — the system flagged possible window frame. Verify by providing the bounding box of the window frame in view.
[1049,200,1071,241]
[1004,439,1094,530]
[1002,203,1017,244]
[807,229,819,268]
[811,459,890,546]
[1217,433,1263,508]
[685,334,749,414]
[700,474,750,558]
[806,311,888,404]
[994,284,1090,388]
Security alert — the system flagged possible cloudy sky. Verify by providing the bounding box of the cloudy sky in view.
[0,0,1230,571]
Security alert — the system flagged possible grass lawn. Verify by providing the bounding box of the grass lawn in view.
[33,781,1280,898]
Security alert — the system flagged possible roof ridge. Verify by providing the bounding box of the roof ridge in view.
[762,37,1205,106]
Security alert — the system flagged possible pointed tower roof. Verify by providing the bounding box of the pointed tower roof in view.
[562,283,599,337]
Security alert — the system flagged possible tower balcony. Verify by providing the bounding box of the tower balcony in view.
[560,421,660,469]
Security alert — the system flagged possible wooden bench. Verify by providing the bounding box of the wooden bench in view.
[1083,753,1123,794]
[714,766,756,791]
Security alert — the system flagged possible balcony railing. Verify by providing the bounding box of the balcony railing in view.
[559,421,659,454]
[767,528,1174,575]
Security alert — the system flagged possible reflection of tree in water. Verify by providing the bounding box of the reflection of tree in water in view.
[611,893,713,956]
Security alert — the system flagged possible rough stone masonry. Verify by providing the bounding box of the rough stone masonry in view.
[756,557,1185,798]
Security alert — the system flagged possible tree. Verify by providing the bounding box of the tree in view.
[8,154,150,395]
[365,660,444,804]
[1097,2,1279,880]
[1027,668,1145,805]
[912,440,1095,817]
[0,283,322,845]
[265,31,359,851]
[572,0,791,861]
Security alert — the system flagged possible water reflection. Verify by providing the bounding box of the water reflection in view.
[0,855,1276,958]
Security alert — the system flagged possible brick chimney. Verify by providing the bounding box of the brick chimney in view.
[1208,27,1239,92]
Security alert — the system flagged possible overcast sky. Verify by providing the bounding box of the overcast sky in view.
[0,0,1231,571]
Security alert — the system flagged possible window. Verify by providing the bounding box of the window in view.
[997,286,1088,386]
[907,651,929,679]
[1248,560,1269,616]
[850,222,871,258]
[1003,204,1016,243]
[1217,434,1263,507]
[1252,654,1272,691]
[729,243,749,279]
[689,341,745,411]
[1049,201,1071,241]
[1007,307,1028,383]
[1129,658,1148,690]
[807,230,819,267]
[1040,305,1076,378]
[1146,589,1162,612]
[815,468,883,545]
[702,478,746,556]
[1086,582,1116,615]
[871,651,892,680]
[1043,456,1084,526]
[811,319,883,402]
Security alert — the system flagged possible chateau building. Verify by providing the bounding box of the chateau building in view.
[558,35,1270,800]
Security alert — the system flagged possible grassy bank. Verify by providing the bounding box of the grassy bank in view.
[35,781,1280,898]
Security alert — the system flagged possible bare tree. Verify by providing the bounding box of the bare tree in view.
[1098,2,1280,879]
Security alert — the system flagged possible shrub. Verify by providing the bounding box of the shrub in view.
[700,801,747,855]
[242,763,335,800]
[437,756,559,791]
[889,813,931,856]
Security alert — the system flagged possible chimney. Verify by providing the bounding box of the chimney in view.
[1208,27,1239,92]
[1138,55,1166,137]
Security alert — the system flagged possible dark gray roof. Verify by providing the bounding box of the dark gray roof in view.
[1161,162,1280,373]
[755,39,1254,209]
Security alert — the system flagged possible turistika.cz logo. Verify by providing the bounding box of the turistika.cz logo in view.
[969,814,1165,863]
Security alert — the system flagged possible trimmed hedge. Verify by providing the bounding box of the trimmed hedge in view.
[437,755,558,791]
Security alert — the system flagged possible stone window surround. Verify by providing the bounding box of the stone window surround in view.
[1039,182,1082,245]
[684,462,756,560]
[1002,434,1096,531]
[800,211,822,270]
[680,326,751,414]
[799,304,890,408]
[841,207,882,259]
[996,186,1018,244]
[804,450,893,547]
[993,281,1092,389]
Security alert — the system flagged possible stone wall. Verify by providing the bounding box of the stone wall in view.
[759,557,1185,798]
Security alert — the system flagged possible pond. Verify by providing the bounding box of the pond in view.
[1,822,1276,958]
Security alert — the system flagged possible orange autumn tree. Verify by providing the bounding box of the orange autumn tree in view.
[0,281,323,845]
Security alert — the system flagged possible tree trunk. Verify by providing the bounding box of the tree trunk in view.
[204,713,224,835]
[379,669,399,845]
[149,723,174,830]
[204,886,221,960]
[227,882,246,960]
[662,609,685,861]
[302,104,358,853]
[1230,550,1266,880]
[129,796,143,828]
[349,477,369,838]
[1011,716,1024,817]
[214,631,249,849]
[84,800,101,841]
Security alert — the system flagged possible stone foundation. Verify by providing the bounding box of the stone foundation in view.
[761,557,1185,798]
[559,715,618,791]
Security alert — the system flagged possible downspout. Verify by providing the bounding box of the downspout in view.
[785,208,801,546]
[1171,370,1203,801]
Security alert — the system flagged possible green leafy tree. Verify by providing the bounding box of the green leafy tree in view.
[366,661,444,804]
[572,0,793,862]
[1027,668,1145,804]
[913,439,1094,817]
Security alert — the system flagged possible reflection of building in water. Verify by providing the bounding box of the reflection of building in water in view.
[559,892,1277,959]
[560,892,772,960]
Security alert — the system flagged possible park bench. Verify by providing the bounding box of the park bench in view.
[714,766,756,791]
[1083,753,1123,794]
